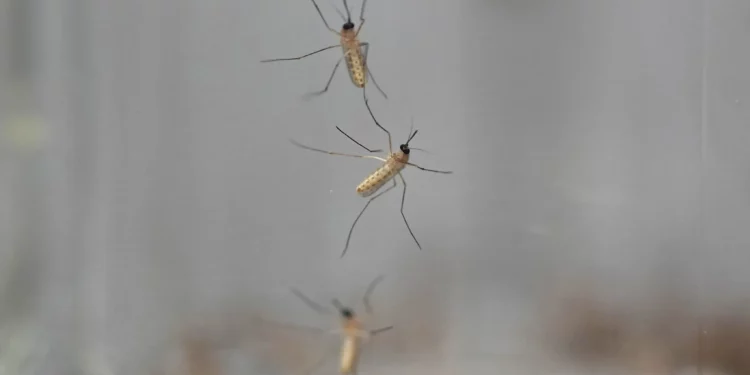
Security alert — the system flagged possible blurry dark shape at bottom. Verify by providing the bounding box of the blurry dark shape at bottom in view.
[538,277,750,375]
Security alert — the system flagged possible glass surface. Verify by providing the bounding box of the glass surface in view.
[1,0,749,374]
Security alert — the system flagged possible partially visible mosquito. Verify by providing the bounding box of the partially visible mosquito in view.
[290,98,453,258]
[260,0,387,102]
[289,275,393,375]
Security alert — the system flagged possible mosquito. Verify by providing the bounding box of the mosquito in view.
[290,98,453,258]
[289,275,393,375]
[260,0,387,102]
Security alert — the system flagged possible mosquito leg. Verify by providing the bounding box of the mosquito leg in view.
[291,288,333,315]
[354,325,392,343]
[311,0,341,35]
[303,57,343,99]
[397,172,421,250]
[362,275,384,315]
[370,325,394,336]
[359,0,368,24]
[290,139,387,162]
[342,178,397,258]
[362,90,392,154]
[336,126,382,153]
[353,0,367,36]
[361,43,388,99]
[260,44,339,63]
[355,17,366,36]
[405,162,453,174]
[367,68,387,100]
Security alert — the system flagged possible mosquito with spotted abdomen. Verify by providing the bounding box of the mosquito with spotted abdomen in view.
[260,0,387,102]
[289,98,453,258]
[287,275,393,375]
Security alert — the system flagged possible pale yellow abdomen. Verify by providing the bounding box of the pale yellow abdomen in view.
[356,157,407,197]
[341,41,367,88]
[339,336,360,374]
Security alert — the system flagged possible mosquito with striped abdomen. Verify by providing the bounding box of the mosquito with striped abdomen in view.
[290,98,453,258]
[288,275,393,375]
[260,0,387,102]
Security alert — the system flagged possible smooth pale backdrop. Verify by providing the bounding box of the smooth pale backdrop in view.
[0,0,749,374]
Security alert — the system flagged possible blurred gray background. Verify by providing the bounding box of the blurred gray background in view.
[1,0,749,374]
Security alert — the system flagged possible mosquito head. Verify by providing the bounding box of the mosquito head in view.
[339,307,355,319]
[332,298,355,319]
[399,128,419,155]
[341,0,354,28]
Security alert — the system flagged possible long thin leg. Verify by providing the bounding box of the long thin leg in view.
[397,172,421,250]
[311,0,341,35]
[362,275,384,315]
[336,126,382,153]
[354,325,392,342]
[291,288,333,315]
[355,18,366,36]
[303,57,343,99]
[359,0,368,24]
[367,69,387,100]
[370,326,394,336]
[260,44,339,63]
[362,91,392,154]
[355,0,367,35]
[361,43,388,99]
[290,139,387,163]
[406,162,453,174]
[342,178,397,258]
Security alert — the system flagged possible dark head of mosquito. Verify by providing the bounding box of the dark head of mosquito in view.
[332,298,355,320]
[341,0,355,30]
[339,307,355,319]
[399,129,419,155]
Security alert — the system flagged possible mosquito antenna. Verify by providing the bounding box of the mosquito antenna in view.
[331,298,347,312]
[362,275,384,315]
[332,2,347,22]
[342,0,352,22]
[291,288,332,315]
[408,147,432,154]
[408,116,415,141]
[336,126,382,153]
[406,129,419,145]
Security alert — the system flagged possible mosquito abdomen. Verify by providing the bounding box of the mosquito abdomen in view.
[356,154,408,197]
[341,36,367,88]
[339,336,360,374]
